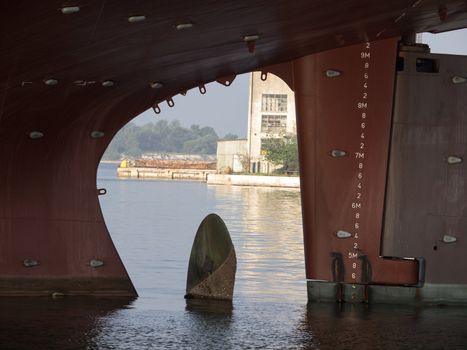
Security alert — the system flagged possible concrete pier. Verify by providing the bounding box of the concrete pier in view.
[207,174,300,188]
[117,167,216,181]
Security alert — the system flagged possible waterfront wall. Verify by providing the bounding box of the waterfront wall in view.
[117,167,300,188]
[117,167,216,181]
[207,174,300,188]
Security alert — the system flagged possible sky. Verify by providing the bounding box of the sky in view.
[134,74,250,138]
[132,28,467,138]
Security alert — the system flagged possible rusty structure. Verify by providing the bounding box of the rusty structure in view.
[118,159,217,180]
[133,159,216,170]
[1,1,467,303]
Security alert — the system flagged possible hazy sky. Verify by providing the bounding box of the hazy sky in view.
[133,29,467,138]
[135,74,250,138]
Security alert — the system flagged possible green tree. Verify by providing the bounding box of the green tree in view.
[263,136,299,173]
[102,119,219,160]
[183,134,218,154]
[104,122,142,159]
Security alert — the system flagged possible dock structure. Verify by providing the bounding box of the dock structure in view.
[118,159,217,181]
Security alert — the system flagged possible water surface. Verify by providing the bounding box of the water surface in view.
[1,163,467,349]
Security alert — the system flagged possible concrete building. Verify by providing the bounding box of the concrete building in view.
[216,72,296,174]
[216,139,248,173]
[247,71,296,173]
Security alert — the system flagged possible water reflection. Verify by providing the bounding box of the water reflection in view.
[4,164,462,349]
[185,299,233,315]
[298,303,467,350]
[0,297,134,349]
[97,162,306,307]
[184,299,235,349]
[209,185,305,303]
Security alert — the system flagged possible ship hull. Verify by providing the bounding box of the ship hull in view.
[1,1,467,300]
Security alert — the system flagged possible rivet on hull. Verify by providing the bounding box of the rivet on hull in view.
[336,230,352,238]
[101,80,114,87]
[150,82,164,89]
[326,69,342,78]
[29,131,44,139]
[330,149,347,157]
[447,156,463,164]
[61,6,80,14]
[176,22,193,30]
[442,235,457,243]
[23,259,39,267]
[243,34,259,42]
[90,260,104,268]
[452,76,466,84]
[91,131,105,138]
[128,15,146,23]
[44,79,58,86]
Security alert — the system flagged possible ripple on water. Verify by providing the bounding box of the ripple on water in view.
[2,164,467,349]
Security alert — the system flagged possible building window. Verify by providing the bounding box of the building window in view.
[261,94,287,112]
[261,114,287,133]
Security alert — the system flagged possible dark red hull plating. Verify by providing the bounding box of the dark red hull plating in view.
[0,1,466,298]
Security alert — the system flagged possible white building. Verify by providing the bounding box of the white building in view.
[247,72,296,173]
[216,138,248,173]
[216,72,296,174]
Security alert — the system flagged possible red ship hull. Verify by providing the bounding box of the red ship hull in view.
[1,1,467,301]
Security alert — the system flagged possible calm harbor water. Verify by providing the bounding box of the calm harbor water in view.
[2,163,467,349]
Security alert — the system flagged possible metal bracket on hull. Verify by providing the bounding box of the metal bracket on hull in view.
[380,256,426,288]
[216,75,236,87]
[97,188,107,196]
[258,62,294,91]
[153,104,161,114]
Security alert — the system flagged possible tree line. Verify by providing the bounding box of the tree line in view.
[103,120,238,160]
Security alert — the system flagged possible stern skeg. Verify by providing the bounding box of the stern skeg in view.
[185,214,237,301]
